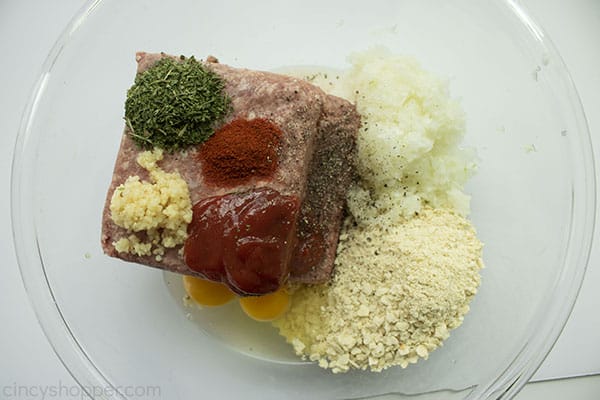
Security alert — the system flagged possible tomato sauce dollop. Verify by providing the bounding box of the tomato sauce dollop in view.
[183,188,300,296]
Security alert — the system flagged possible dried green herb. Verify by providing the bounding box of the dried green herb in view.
[124,56,231,151]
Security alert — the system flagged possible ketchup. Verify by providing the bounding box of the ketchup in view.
[184,188,299,295]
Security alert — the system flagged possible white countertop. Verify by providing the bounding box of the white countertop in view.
[1,0,598,398]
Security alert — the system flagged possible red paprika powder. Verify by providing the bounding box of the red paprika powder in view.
[199,118,282,186]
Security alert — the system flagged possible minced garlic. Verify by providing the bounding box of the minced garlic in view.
[113,234,152,256]
[110,148,192,258]
[273,208,483,373]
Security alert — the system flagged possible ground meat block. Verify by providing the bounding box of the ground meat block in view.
[101,52,359,285]
[290,96,359,283]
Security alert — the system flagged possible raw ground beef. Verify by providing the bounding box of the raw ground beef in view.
[101,52,359,284]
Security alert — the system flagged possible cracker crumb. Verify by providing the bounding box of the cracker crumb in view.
[273,208,483,373]
[274,51,483,373]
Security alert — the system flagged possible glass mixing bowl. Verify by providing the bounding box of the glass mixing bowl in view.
[11,0,595,399]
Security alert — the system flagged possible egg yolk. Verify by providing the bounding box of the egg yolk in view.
[183,275,236,306]
[239,287,290,321]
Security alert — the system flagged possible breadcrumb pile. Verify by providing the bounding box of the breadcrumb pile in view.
[274,208,483,373]
[274,49,484,372]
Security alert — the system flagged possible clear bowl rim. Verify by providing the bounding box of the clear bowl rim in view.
[10,0,597,399]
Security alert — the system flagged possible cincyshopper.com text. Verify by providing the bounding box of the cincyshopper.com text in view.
[3,381,161,399]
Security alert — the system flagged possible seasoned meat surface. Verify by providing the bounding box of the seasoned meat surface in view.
[101,52,359,284]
